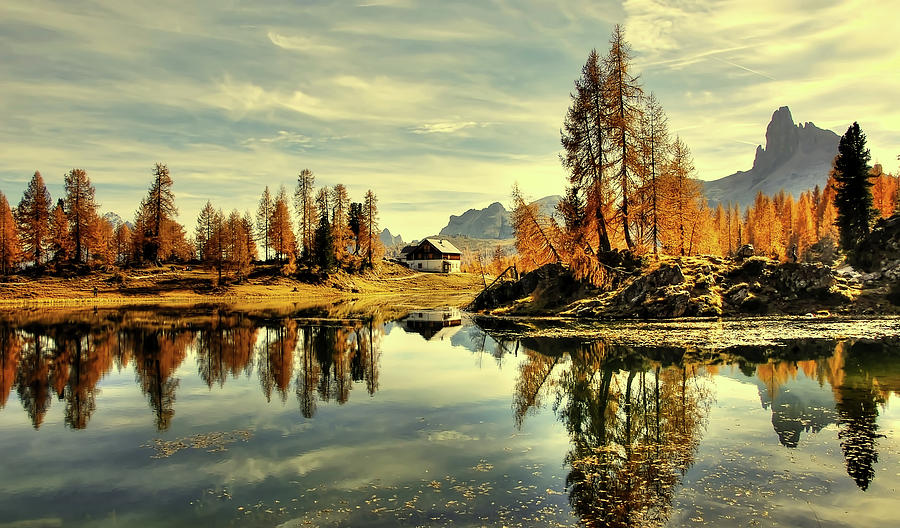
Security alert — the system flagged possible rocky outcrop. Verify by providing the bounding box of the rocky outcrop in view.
[473,254,863,319]
[469,263,581,311]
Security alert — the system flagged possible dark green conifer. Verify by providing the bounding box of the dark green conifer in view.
[832,122,875,259]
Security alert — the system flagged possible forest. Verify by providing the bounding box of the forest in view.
[0,164,384,281]
[509,26,899,284]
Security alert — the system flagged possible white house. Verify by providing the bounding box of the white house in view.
[405,238,462,273]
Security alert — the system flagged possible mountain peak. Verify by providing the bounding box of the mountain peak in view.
[704,107,840,208]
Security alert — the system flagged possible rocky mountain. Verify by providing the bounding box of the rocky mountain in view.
[704,106,840,207]
[438,195,561,240]
[380,228,404,247]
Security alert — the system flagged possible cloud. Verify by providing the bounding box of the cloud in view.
[1,0,898,241]
[267,31,341,55]
[412,122,482,135]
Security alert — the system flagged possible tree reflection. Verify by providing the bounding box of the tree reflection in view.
[127,328,192,431]
[257,319,298,403]
[196,314,257,388]
[0,309,389,428]
[512,338,712,527]
[0,325,22,409]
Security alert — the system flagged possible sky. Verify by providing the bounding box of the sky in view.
[0,0,898,241]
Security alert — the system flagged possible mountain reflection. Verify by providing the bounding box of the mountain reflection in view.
[0,309,384,430]
[503,332,900,523]
[1,310,898,500]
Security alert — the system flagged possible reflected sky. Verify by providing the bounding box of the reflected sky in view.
[0,310,898,527]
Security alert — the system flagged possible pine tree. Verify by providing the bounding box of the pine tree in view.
[15,171,52,266]
[270,186,297,263]
[561,49,612,254]
[638,93,669,255]
[138,163,178,264]
[604,24,644,250]
[511,184,562,268]
[49,199,71,262]
[63,168,98,264]
[331,184,351,262]
[660,136,702,256]
[241,211,258,263]
[314,207,336,272]
[362,190,380,267]
[294,169,317,260]
[832,122,875,255]
[348,202,363,255]
[0,192,21,275]
[256,186,273,261]
[195,201,217,261]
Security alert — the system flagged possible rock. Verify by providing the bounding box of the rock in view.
[736,244,755,260]
[740,257,770,277]
[772,262,835,294]
[688,294,723,317]
[642,287,691,318]
[616,264,685,306]
[725,283,751,305]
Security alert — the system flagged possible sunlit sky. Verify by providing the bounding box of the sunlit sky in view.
[1,0,897,241]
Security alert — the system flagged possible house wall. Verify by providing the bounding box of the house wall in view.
[407,259,461,273]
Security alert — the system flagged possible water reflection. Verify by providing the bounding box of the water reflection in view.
[0,310,385,430]
[500,332,900,524]
[0,309,898,520]
[510,339,711,527]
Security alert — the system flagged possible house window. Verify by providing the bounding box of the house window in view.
[418,263,422,269]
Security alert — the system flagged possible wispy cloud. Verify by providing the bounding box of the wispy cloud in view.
[0,0,897,240]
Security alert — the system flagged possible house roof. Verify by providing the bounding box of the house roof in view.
[421,238,461,254]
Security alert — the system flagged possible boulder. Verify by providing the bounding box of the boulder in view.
[772,262,835,295]
[736,244,755,260]
[617,264,685,306]
[641,287,691,318]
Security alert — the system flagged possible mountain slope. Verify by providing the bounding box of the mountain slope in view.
[438,195,562,240]
[704,106,839,207]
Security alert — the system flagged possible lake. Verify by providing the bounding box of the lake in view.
[1,307,898,527]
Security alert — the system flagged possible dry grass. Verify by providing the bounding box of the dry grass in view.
[0,262,485,312]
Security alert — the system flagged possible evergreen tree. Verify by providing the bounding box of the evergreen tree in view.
[63,168,98,264]
[832,122,875,256]
[363,190,379,267]
[256,186,273,261]
[0,191,21,275]
[294,169,316,260]
[604,24,644,250]
[15,171,52,266]
[195,201,216,261]
[49,199,71,262]
[138,163,178,264]
[331,184,351,261]
[638,93,670,255]
[270,186,296,263]
[561,48,612,254]
[314,208,336,272]
[348,202,363,255]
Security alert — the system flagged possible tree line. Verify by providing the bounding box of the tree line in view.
[0,164,384,278]
[512,25,899,282]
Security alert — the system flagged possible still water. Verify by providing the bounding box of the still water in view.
[0,307,898,527]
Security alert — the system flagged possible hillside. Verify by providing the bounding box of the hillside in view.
[704,107,839,207]
[438,195,561,240]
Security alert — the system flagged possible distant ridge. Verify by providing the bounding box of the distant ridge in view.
[704,106,839,207]
[438,195,561,240]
